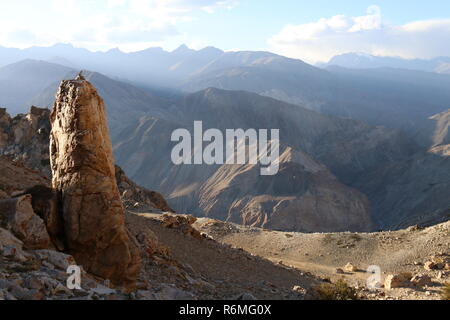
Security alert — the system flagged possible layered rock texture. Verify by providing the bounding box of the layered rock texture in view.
[0,106,51,176]
[49,78,141,287]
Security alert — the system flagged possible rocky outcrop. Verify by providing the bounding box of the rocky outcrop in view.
[50,78,141,287]
[161,213,202,240]
[0,106,51,176]
[115,165,174,213]
[0,156,50,198]
[0,195,51,249]
[198,146,373,232]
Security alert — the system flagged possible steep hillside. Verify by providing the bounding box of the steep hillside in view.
[0,60,72,115]
[113,88,425,232]
[416,109,450,155]
[183,63,450,136]
[353,109,450,229]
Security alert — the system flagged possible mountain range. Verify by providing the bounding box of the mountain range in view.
[0,44,449,232]
[322,53,450,74]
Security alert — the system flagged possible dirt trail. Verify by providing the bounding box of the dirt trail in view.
[195,218,450,300]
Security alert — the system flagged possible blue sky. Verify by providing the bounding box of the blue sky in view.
[0,0,449,62]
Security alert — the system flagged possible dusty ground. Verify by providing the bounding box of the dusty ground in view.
[194,218,450,300]
[127,213,320,300]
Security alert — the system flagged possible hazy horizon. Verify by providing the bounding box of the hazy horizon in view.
[2,42,450,66]
[1,1,450,63]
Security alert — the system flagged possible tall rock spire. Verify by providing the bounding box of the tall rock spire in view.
[50,76,141,288]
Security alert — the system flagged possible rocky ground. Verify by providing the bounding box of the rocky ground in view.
[195,218,450,300]
[0,211,320,300]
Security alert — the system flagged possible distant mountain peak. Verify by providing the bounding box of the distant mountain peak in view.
[172,44,194,54]
[325,52,450,74]
[199,46,224,54]
[107,47,123,54]
[50,43,74,49]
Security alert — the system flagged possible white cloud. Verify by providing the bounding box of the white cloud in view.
[0,0,238,51]
[268,5,450,63]
[52,0,79,14]
[107,0,126,8]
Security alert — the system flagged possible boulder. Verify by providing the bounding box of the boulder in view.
[410,274,432,288]
[0,227,23,248]
[50,77,141,288]
[0,195,50,249]
[384,273,412,290]
[20,185,65,250]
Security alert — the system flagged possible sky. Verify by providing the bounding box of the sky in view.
[1,0,450,63]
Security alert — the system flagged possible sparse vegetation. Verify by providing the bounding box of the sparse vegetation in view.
[441,283,450,300]
[312,278,358,300]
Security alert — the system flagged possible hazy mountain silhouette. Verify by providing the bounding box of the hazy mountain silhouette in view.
[323,53,450,74]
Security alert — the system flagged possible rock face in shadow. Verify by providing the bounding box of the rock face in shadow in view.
[115,165,174,213]
[0,195,51,249]
[50,77,141,287]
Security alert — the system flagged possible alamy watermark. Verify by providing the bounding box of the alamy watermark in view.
[366,265,382,290]
[66,265,81,290]
[171,121,280,176]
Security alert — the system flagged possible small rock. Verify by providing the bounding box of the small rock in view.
[89,285,116,296]
[407,225,420,232]
[344,263,358,272]
[135,290,157,300]
[157,286,195,300]
[234,292,257,300]
[53,283,73,295]
[424,261,438,271]
[23,276,45,291]
[0,279,19,290]
[33,250,76,270]
[292,286,306,295]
